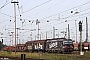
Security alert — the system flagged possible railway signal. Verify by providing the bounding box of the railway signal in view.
[2,39,3,43]
[78,21,84,55]
[79,21,82,32]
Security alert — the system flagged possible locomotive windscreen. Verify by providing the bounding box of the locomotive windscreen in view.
[63,40,73,45]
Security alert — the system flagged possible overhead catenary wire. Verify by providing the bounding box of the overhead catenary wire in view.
[23,6,90,31]
[0,0,52,25]
[0,1,89,31]
[19,1,90,26]
[26,0,67,19]
[1,0,89,25]
[17,4,90,30]
[19,9,90,32]
[41,11,90,31]
[39,2,90,29]
[20,0,31,6]
[40,1,90,20]
[19,0,52,14]
[0,1,90,42]
[0,0,13,10]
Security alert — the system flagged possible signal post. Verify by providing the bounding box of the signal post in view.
[79,21,84,55]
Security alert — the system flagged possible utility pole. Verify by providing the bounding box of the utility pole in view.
[30,32,32,41]
[40,34,41,40]
[9,35,12,46]
[46,31,47,39]
[35,35,36,40]
[16,28,19,45]
[65,28,67,38]
[36,19,40,40]
[86,17,88,42]
[75,20,78,43]
[36,19,40,53]
[68,24,70,39]
[53,27,57,38]
[53,27,55,38]
[11,32,14,46]
[11,1,19,54]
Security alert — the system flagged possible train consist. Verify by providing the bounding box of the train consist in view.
[2,38,74,53]
[2,38,90,53]
[24,38,74,53]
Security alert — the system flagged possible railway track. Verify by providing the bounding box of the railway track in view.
[0,56,45,60]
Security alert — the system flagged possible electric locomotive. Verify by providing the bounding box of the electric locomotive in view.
[46,38,74,53]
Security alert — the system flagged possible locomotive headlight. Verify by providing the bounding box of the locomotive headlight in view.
[63,45,68,48]
[63,46,65,48]
[63,46,66,48]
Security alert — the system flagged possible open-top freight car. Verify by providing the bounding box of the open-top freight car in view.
[46,38,74,53]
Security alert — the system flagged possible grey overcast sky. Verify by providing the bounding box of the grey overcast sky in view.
[0,0,90,45]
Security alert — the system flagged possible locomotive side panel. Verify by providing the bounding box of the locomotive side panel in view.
[46,38,64,53]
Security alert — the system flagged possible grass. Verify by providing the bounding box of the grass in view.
[0,51,90,60]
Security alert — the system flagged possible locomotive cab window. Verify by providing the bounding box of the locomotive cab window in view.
[63,41,73,45]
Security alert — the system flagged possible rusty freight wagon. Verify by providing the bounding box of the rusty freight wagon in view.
[33,40,46,52]
[78,42,90,51]
[73,43,79,51]
[16,44,26,52]
[25,40,46,52]
[25,41,34,52]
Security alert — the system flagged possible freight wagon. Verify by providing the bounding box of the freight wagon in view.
[25,40,46,52]
[73,43,79,51]
[33,40,46,52]
[78,42,90,51]
[16,44,26,52]
[25,41,34,52]
[46,38,74,53]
